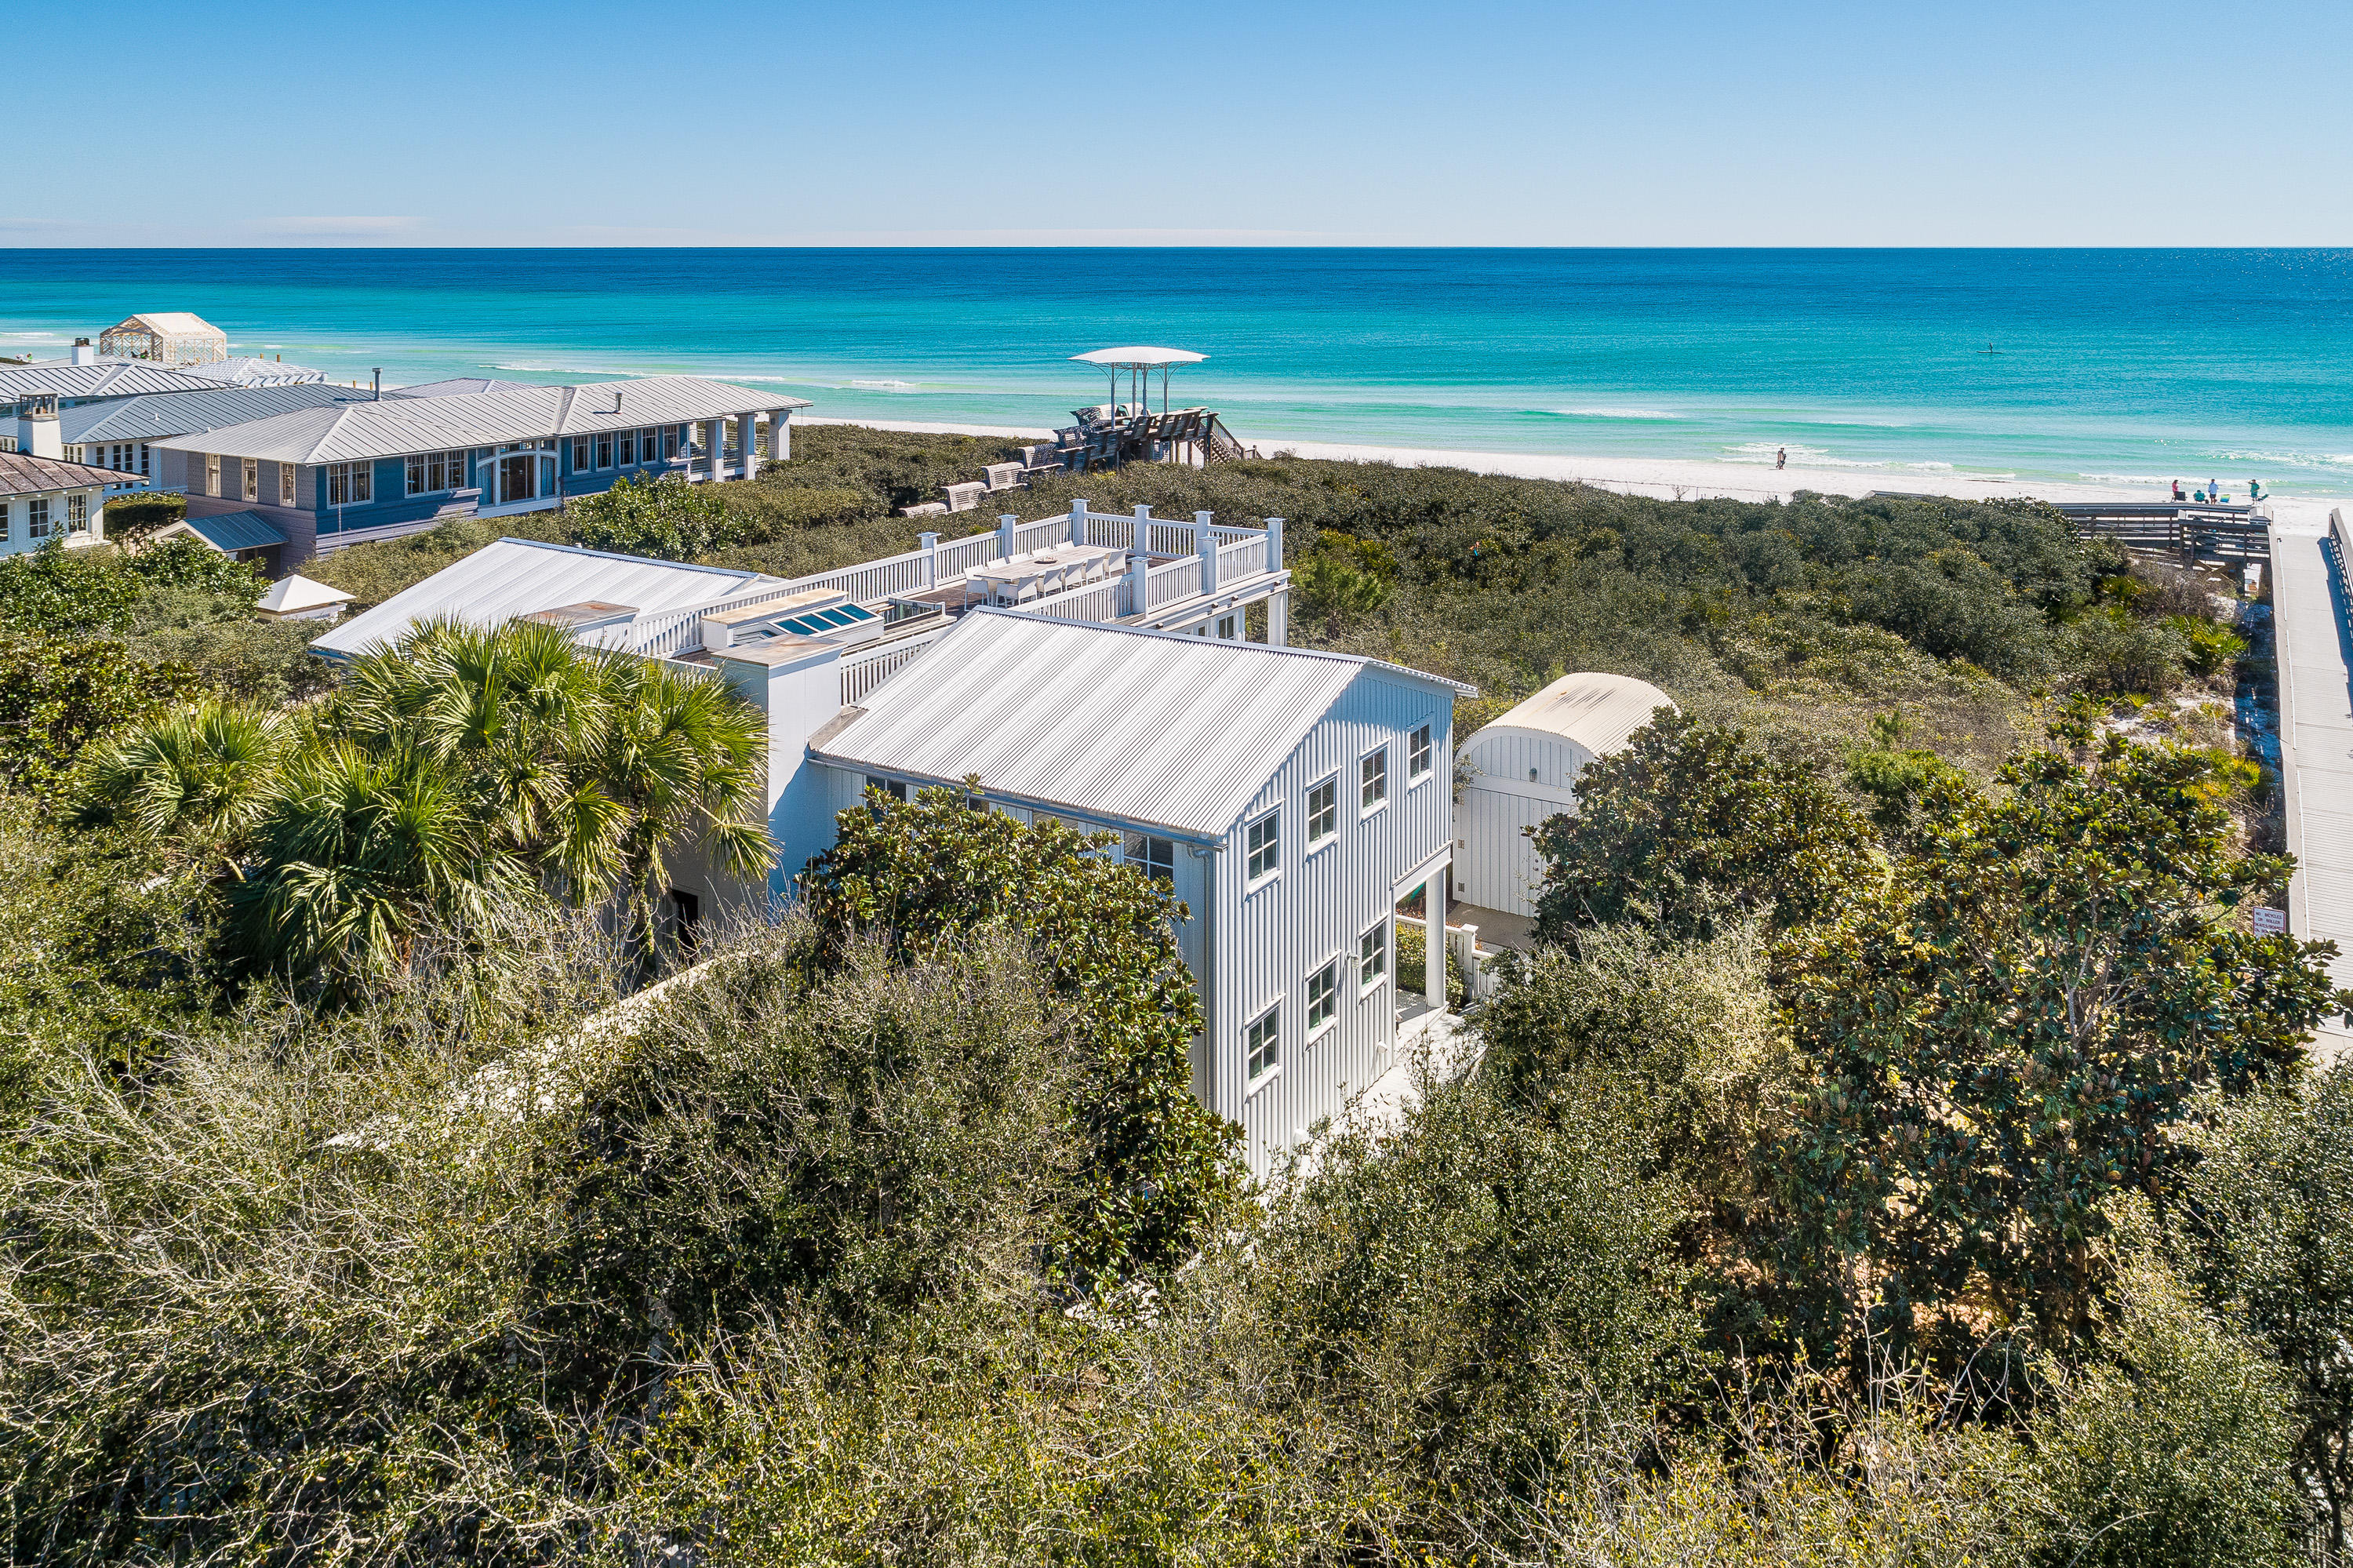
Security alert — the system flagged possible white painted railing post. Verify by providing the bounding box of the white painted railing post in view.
[1196,511,1218,594]
[1267,589,1288,646]
[996,513,1017,562]
[1266,515,1284,575]
[1126,546,1150,617]
[919,531,940,588]
[1069,497,1088,546]
[1131,503,1151,557]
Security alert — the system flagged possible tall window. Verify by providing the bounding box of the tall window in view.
[618,429,636,466]
[1360,922,1388,988]
[1361,748,1388,810]
[327,462,371,506]
[0,502,9,541]
[1306,777,1338,845]
[663,426,679,458]
[595,435,613,469]
[280,462,296,505]
[242,457,259,502]
[139,443,150,477]
[27,497,51,538]
[570,438,591,472]
[1306,961,1337,1033]
[66,493,88,533]
[1246,810,1279,880]
[204,453,220,497]
[1409,723,1433,780]
[1246,1006,1280,1085]
[1122,831,1174,884]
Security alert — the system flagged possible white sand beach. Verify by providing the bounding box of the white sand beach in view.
[801,417,2345,531]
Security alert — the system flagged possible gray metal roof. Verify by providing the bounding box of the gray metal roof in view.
[151,375,814,464]
[62,383,388,444]
[391,377,546,398]
[310,537,787,658]
[0,358,227,400]
[0,450,142,496]
[177,511,290,551]
[176,357,328,387]
[813,611,1468,838]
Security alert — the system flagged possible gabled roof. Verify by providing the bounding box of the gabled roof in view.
[176,357,327,387]
[812,611,1471,839]
[392,377,545,398]
[308,537,786,659]
[0,359,226,400]
[173,511,290,552]
[62,383,386,444]
[109,312,221,337]
[0,451,141,496]
[149,375,815,465]
[1467,672,1675,759]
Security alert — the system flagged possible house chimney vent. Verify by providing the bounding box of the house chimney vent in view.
[17,392,62,458]
[68,338,96,367]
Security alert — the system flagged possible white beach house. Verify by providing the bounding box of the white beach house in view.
[313,499,1481,1175]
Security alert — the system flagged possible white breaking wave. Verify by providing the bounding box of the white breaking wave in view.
[1549,406,1680,420]
[849,379,919,391]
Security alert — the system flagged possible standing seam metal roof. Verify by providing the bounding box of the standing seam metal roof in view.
[812,611,1468,838]
[308,537,787,658]
[0,359,227,399]
[149,376,815,464]
[62,384,391,443]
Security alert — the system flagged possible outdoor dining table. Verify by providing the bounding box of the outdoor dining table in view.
[969,544,1126,604]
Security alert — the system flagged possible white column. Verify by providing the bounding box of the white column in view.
[1425,867,1447,1005]
[1265,515,1285,575]
[1131,502,1151,557]
[996,513,1018,561]
[739,413,761,483]
[1267,588,1288,646]
[770,409,791,463]
[1069,496,1089,546]
[1196,511,1217,594]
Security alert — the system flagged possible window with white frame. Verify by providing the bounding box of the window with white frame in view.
[595,435,613,469]
[1360,921,1388,987]
[641,427,659,461]
[1409,723,1434,780]
[242,458,259,502]
[863,775,907,806]
[407,450,464,496]
[663,426,679,458]
[326,461,371,505]
[1217,613,1237,639]
[66,493,88,533]
[618,429,636,466]
[1306,960,1338,1034]
[1306,777,1338,846]
[1122,831,1174,884]
[139,443,150,477]
[280,462,296,506]
[1361,747,1388,810]
[27,497,51,538]
[1246,1006,1280,1085]
[204,453,220,497]
[0,501,9,541]
[1246,809,1279,880]
[570,438,591,472]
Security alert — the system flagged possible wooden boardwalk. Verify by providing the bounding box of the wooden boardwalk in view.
[2271,510,2353,1057]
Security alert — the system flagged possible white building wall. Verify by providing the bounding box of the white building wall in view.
[1215,671,1454,1177]
[1453,729,1595,919]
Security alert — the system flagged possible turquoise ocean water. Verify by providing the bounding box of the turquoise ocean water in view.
[3,249,2349,497]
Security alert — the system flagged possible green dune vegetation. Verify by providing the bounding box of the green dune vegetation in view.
[2,426,2343,1565]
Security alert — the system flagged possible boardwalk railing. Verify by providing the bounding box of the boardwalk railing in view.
[2053,501,2271,562]
[840,623,955,704]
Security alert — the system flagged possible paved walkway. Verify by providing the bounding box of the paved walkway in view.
[2271,509,2353,1063]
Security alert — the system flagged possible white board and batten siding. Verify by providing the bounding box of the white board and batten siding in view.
[1214,671,1455,1176]
[1453,673,1676,919]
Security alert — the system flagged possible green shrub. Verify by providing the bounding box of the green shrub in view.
[564,471,738,561]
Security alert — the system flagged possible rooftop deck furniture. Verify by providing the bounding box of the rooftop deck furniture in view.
[967,543,1127,605]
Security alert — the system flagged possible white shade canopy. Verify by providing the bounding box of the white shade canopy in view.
[1069,346,1207,366]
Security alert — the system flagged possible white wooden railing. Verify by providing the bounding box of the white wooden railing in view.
[839,623,954,703]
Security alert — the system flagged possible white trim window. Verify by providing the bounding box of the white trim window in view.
[1409,723,1434,781]
[407,450,465,496]
[1246,1006,1280,1086]
[1306,960,1338,1035]
[618,429,637,466]
[663,426,680,459]
[0,500,10,541]
[862,775,908,807]
[1306,777,1338,846]
[1360,921,1388,989]
[570,438,591,472]
[595,434,614,469]
[1361,747,1389,811]
[66,493,88,533]
[242,457,259,502]
[280,462,296,506]
[204,453,220,497]
[1122,831,1174,884]
[326,462,372,506]
[1246,809,1280,881]
[27,497,52,539]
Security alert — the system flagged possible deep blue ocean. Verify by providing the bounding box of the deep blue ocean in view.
[4,249,2349,497]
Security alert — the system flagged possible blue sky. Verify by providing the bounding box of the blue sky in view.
[8,0,2348,246]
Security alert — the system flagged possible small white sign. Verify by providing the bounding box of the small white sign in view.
[2249,907,2287,936]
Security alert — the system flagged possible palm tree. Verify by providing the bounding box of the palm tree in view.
[577,653,772,966]
[78,697,291,871]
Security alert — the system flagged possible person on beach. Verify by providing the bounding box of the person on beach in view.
[2172,480,2184,500]
[2249,479,2264,501]
[1776,447,1787,470]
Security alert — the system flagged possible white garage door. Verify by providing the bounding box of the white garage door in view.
[1456,785,1563,919]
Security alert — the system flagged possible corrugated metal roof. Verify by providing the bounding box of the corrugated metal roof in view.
[178,511,290,551]
[176,357,328,387]
[0,359,226,400]
[813,611,1466,838]
[310,537,787,658]
[1475,671,1675,756]
[150,376,816,465]
[392,377,546,398]
[62,384,385,443]
[0,451,142,496]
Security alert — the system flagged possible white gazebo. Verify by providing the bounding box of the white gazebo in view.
[1070,345,1206,422]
